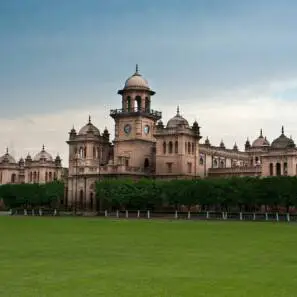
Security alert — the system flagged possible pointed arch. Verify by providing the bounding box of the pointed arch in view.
[175,141,178,153]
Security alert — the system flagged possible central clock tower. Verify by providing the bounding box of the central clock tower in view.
[110,65,162,172]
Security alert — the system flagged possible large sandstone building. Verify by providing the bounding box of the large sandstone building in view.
[66,66,297,210]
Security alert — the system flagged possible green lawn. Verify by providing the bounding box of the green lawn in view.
[0,217,297,297]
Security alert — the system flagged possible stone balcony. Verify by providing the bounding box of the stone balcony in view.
[110,108,162,121]
[208,166,262,177]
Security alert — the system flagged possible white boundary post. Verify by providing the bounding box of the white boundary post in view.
[240,212,243,221]
[125,210,128,218]
[187,211,191,220]
[137,210,140,218]
[116,210,119,218]
[104,210,108,217]
[253,213,256,221]
[175,210,178,219]
[276,213,279,222]
[287,213,290,222]
[265,212,268,221]
[206,211,209,219]
[147,210,150,219]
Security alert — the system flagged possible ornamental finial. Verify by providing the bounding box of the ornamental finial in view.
[177,105,180,116]
[260,128,263,137]
[88,115,91,123]
[282,125,284,134]
[135,64,139,74]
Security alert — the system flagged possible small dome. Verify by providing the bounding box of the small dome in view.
[233,143,238,151]
[78,116,100,136]
[220,140,225,149]
[25,153,32,161]
[34,145,53,161]
[271,126,295,149]
[124,65,149,90]
[204,137,210,146]
[0,148,16,164]
[167,106,189,129]
[252,129,270,147]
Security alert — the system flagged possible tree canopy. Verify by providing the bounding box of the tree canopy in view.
[96,177,297,212]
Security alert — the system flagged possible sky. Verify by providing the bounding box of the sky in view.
[1,0,297,165]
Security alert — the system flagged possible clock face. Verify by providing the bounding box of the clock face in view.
[124,124,132,135]
[144,125,150,135]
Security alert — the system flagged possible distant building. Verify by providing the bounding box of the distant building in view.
[0,145,64,185]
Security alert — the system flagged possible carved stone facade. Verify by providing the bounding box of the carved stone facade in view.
[66,66,297,209]
[0,145,63,185]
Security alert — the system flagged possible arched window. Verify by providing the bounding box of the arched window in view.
[199,157,204,165]
[145,97,150,112]
[284,162,288,176]
[188,142,191,154]
[192,143,195,154]
[84,147,87,158]
[220,160,224,168]
[175,141,178,153]
[144,158,149,168]
[45,172,48,182]
[269,163,273,176]
[126,96,131,112]
[30,172,33,182]
[169,141,173,154]
[276,163,281,176]
[163,142,166,154]
[135,96,142,111]
[213,159,218,168]
[79,147,84,158]
[11,173,16,184]
[49,172,52,181]
[33,171,37,182]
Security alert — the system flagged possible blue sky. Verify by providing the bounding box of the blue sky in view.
[1,0,297,161]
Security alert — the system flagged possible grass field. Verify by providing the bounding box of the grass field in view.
[1,218,297,297]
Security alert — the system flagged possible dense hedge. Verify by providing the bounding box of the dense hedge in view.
[96,177,297,212]
[0,181,64,209]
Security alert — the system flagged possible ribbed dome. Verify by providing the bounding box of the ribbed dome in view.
[78,116,100,136]
[271,126,295,149]
[124,65,149,90]
[252,129,270,147]
[34,145,53,161]
[0,148,16,164]
[167,106,189,128]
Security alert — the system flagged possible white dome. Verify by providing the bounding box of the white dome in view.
[0,149,16,164]
[166,106,189,128]
[78,116,100,136]
[124,73,149,89]
[34,146,53,162]
[123,65,150,90]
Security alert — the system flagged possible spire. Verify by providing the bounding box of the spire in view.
[260,129,263,137]
[42,144,45,151]
[135,64,139,74]
[88,115,91,124]
[176,105,180,116]
[6,147,8,154]
[281,125,284,134]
